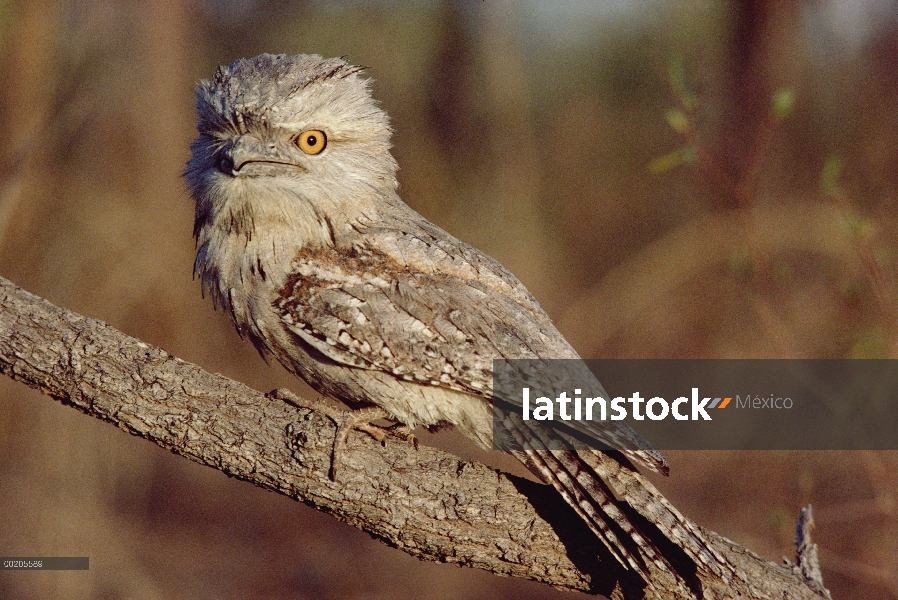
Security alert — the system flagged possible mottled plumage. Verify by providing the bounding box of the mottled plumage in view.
[185,53,725,585]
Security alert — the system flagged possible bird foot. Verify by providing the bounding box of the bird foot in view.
[270,388,418,480]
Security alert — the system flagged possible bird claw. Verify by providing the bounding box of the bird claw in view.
[270,388,418,480]
[383,423,419,451]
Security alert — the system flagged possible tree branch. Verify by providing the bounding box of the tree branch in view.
[0,275,828,599]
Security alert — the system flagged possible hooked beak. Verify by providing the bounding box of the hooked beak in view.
[218,136,302,176]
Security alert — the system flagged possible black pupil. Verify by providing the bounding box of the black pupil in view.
[306,135,318,146]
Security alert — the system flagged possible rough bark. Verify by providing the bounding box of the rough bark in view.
[0,275,829,599]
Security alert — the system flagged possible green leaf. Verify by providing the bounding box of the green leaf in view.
[771,88,795,119]
[665,108,690,133]
[648,147,694,174]
[680,91,698,112]
[667,55,698,110]
[668,55,686,92]
[819,154,843,195]
[843,214,875,240]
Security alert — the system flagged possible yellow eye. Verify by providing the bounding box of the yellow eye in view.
[296,130,327,155]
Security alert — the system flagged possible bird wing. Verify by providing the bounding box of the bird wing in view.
[276,240,561,396]
[274,226,664,467]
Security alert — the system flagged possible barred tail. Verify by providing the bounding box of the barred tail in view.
[512,449,661,580]
[576,449,733,581]
[502,416,733,586]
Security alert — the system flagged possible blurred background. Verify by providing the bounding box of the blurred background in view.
[0,0,897,598]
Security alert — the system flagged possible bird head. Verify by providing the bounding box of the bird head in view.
[185,54,398,245]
